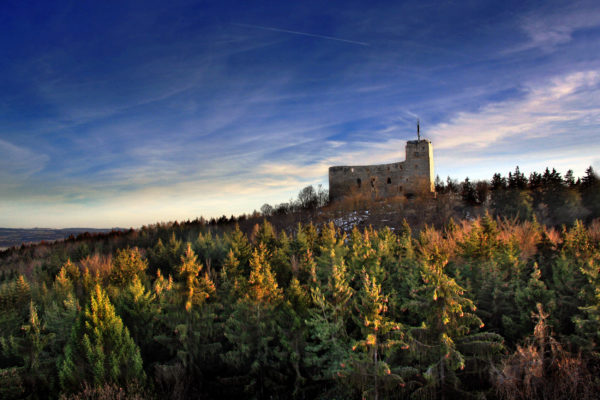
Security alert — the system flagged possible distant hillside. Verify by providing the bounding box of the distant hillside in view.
[0,227,123,249]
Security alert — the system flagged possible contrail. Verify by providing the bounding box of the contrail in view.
[233,23,370,47]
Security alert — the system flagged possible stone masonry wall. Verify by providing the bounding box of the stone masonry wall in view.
[328,139,434,202]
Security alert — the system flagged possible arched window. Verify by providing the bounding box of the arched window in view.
[357,178,361,188]
[387,177,391,184]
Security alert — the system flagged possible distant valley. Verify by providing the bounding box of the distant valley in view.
[0,227,122,250]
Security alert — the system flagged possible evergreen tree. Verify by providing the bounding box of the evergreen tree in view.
[580,166,600,219]
[0,275,31,337]
[225,224,253,273]
[109,247,148,288]
[114,275,158,363]
[153,244,221,399]
[219,249,246,301]
[460,177,478,206]
[177,243,215,311]
[407,257,503,399]
[222,243,287,398]
[59,284,145,393]
[247,243,282,304]
[342,271,406,400]
[305,254,354,392]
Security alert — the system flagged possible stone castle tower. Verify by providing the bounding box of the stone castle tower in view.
[328,133,434,202]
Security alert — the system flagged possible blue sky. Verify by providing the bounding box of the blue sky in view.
[1,0,599,228]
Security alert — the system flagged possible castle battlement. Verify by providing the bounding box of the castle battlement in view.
[328,138,434,202]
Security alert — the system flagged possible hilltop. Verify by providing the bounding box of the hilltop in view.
[0,166,599,400]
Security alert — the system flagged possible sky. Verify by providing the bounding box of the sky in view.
[1,0,599,228]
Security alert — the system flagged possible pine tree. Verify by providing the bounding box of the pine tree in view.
[514,262,555,339]
[580,166,600,220]
[305,254,354,390]
[59,284,145,392]
[219,249,246,301]
[279,278,311,397]
[153,244,221,398]
[247,243,282,304]
[225,224,253,273]
[343,271,406,400]
[0,275,31,337]
[114,275,157,362]
[222,243,288,398]
[0,301,56,398]
[177,243,215,311]
[54,266,75,301]
[407,257,503,399]
[573,250,600,352]
[109,247,148,288]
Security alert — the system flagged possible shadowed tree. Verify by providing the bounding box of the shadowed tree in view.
[59,284,145,393]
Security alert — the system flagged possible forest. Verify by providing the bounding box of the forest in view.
[1,166,599,400]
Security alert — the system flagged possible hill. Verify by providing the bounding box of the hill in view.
[0,227,124,250]
[0,166,599,399]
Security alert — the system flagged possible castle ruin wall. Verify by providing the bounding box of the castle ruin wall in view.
[328,139,434,202]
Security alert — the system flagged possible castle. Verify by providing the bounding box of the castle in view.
[328,129,434,202]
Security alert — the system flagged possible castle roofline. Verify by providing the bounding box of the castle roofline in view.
[329,161,403,171]
[406,139,431,144]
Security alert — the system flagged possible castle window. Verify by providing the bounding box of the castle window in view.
[398,186,403,192]
[357,178,361,188]
[387,177,391,184]
[371,178,376,188]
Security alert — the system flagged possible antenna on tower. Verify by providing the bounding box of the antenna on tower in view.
[417,119,420,141]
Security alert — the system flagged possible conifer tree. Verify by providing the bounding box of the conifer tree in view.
[177,243,215,311]
[573,249,600,352]
[514,262,555,339]
[53,266,75,301]
[194,230,227,275]
[580,166,600,219]
[314,222,347,284]
[342,271,406,400]
[59,284,145,393]
[153,244,221,399]
[225,223,253,273]
[252,219,277,251]
[0,275,31,337]
[247,243,282,304]
[222,243,287,398]
[109,247,148,288]
[44,291,79,363]
[407,257,503,399]
[279,278,312,397]
[114,275,157,362]
[305,254,354,389]
[0,302,55,398]
[219,249,246,301]
[271,230,293,287]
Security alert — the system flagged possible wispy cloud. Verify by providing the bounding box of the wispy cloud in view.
[0,139,49,180]
[2,1,600,228]
[512,1,600,52]
[427,70,600,150]
[233,23,370,47]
